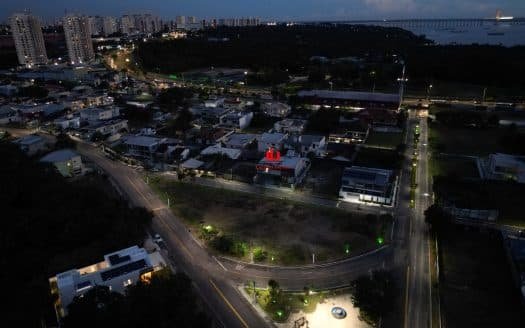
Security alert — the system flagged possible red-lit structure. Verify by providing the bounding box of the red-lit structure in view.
[255,148,310,187]
[265,147,281,161]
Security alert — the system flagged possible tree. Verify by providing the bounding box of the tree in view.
[165,108,193,135]
[268,279,281,301]
[55,133,76,149]
[17,85,49,99]
[350,270,397,327]
[424,204,450,233]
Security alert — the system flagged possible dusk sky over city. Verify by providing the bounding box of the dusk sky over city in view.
[2,0,525,21]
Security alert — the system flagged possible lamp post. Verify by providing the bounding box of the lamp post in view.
[426,84,433,101]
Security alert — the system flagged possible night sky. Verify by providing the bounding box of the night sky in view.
[2,0,525,22]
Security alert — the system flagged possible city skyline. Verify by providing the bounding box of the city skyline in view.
[2,0,525,22]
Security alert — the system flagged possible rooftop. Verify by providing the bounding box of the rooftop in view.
[123,135,163,147]
[342,166,393,187]
[40,149,79,163]
[298,89,400,104]
[14,134,44,146]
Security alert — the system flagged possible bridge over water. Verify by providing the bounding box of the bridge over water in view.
[307,18,525,29]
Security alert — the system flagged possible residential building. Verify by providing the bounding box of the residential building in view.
[201,144,241,160]
[87,16,103,36]
[257,132,287,153]
[204,98,225,108]
[123,135,163,159]
[102,16,118,36]
[13,134,48,155]
[83,119,128,139]
[0,106,20,124]
[54,114,80,130]
[40,149,82,177]
[486,153,525,183]
[339,166,395,205]
[63,15,95,64]
[10,13,48,67]
[50,246,165,317]
[219,110,253,130]
[255,148,310,187]
[0,84,19,96]
[273,119,307,135]
[222,133,257,150]
[80,106,120,122]
[262,102,291,118]
[286,134,326,157]
[120,15,135,34]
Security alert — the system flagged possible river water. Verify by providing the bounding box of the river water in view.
[403,22,525,47]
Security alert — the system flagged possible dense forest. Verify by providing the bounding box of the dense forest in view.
[135,25,525,88]
[0,142,152,326]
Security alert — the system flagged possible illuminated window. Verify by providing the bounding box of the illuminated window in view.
[123,279,133,287]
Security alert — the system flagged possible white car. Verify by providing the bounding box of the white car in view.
[153,233,163,243]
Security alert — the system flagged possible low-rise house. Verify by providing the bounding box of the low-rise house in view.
[339,166,395,205]
[219,110,254,130]
[273,118,307,134]
[221,133,257,150]
[0,106,20,124]
[83,119,128,140]
[255,148,310,187]
[54,114,80,130]
[80,106,120,122]
[40,149,83,177]
[257,132,287,153]
[205,97,225,108]
[13,134,48,155]
[286,134,326,157]
[49,246,166,317]
[261,102,291,118]
[123,135,164,159]
[486,153,525,183]
[0,84,18,97]
[201,144,242,160]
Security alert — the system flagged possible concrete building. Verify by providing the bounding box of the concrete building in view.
[10,13,48,67]
[487,153,525,183]
[80,107,120,122]
[40,149,82,177]
[286,135,326,157]
[13,134,48,155]
[123,135,163,158]
[339,166,395,205]
[63,15,95,64]
[120,15,135,34]
[257,132,287,153]
[50,246,165,317]
[0,106,20,124]
[102,16,118,36]
[222,133,257,150]
[328,121,370,144]
[262,102,291,118]
[54,114,80,130]
[273,119,307,135]
[255,148,310,187]
[83,119,128,140]
[219,110,253,130]
[201,144,241,160]
[87,16,103,36]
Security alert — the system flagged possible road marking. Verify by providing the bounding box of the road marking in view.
[209,278,249,328]
[235,264,245,271]
[126,176,149,204]
[213,256,228,272]
[404,265,410,328]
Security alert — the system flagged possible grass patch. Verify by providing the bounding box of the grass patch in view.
[353,147,402,170]
[430,155,480,179]
[439,226,525,327]
[365,131,404,149]
[429,124,507,156]
[150,176,392,264]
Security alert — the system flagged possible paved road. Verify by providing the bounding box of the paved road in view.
[405,114,432,328]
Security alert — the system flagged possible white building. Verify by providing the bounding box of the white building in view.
[10,13,48,67]
[54,114,80,130]
[293,135,326,157]
[273,119,307,135]
[219,110,253,130]
[201,144,241,160]
[87,16,103,36]
[205,98,225,108]
[487,153,525,183]
[50,246,165,317]
[63,15,95,64]
[262,102,291,118]
[222,133,257,150]
[339,166,395,205]
[80,107,120,122]
[255,149,310,187]
[120,15,135,34]
[40,149,82,177]
[84,119,128,139]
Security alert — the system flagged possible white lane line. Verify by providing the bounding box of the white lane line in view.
[213,256,228,272]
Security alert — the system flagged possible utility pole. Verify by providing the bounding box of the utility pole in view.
[482,87,487,103]
[312,253,315,264]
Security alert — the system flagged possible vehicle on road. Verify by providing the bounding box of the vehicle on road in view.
[331,307,347,319]
[153,233,164,243]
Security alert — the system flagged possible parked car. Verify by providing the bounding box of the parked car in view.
[331,307,347,319]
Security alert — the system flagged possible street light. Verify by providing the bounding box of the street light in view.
[426,84,433,100]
